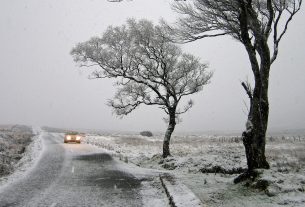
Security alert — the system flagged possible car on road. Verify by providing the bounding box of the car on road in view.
[64,132,82,144]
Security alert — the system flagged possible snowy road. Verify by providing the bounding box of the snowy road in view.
[0,132,153,207]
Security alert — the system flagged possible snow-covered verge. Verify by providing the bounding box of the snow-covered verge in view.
[83,133,305,207]
[0,125,43,189]
[139,176,170,207]
[160,173,204,207]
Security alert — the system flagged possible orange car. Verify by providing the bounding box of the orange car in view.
[64,132,82,144]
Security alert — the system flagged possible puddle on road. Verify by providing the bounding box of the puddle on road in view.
[71,153,141,190]
[73,153,113,162]
[85,169,141,189]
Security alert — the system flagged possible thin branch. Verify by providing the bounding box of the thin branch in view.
[241,81,253,101]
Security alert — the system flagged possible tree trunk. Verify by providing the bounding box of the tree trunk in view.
[163,112,176,158]
[242,122,270,171]
[242,64,270,171]
[236,75,270,183]
[238,7,271,172]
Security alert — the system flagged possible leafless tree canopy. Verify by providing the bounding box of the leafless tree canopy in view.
[71,19,211,117]
[71,19,211,157]
[167,0,302,64]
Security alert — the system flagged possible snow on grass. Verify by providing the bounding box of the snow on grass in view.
[179,173,279,207]
[83,134,248,173]
[0,126,43,191]
[84,132,305,207]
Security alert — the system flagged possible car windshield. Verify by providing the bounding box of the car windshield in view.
[65,132,78,135]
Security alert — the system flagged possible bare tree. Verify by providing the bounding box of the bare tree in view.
[71,19,211,158]
[164,0,302,178]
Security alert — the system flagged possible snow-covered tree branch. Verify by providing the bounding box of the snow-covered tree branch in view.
[71,19,212,158]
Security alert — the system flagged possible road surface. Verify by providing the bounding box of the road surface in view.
[0,132,165,207]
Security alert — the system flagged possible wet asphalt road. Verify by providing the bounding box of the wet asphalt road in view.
[0,132,144,207]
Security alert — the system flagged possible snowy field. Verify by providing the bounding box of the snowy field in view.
[83,132,305,207]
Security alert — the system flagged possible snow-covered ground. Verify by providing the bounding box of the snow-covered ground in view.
[0,126,43,190]
[83,132,305,207]
[1,126,304,206]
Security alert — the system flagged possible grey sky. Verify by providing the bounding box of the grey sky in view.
[0,0,304,132]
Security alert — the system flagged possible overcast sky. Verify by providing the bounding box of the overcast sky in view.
[0,0,304,133]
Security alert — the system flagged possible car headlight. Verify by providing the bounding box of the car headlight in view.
[76,136,81,140]
[66,135,71,140]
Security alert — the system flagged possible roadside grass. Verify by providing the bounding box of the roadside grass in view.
[0,125,34,176]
